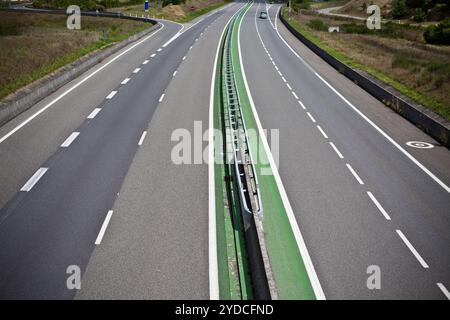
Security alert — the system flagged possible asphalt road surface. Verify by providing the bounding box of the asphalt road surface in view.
[240,1,450,299]
[0,0,449,300]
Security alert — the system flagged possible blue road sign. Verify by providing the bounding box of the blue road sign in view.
[145,0,149,12]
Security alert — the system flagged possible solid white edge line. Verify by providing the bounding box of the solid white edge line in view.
[61,132,80,148]
[106,91,117,99]
[121,78,130,84]
[437,283,450,300]
[396,230,429,268]
[209,2,247,300]
[87,108,101,119]
[159,93,165,102]
[246,1,326,300]
[95,210,114,245]
[329,141,344,159]
[367,191,391,220]
[0,23,165,145]
[20,167,48,192]
[138,131,147,146]
[317,125,328,139]
[346,163,364,185]
[273,6,450,194]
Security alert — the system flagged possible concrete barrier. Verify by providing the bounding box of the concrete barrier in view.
[0,8,159,127]
[279,11,450,148]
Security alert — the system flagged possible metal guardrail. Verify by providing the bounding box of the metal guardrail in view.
[222,14,263,219]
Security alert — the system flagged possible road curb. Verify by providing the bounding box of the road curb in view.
[279,11,450,148]
[0,9,159,127]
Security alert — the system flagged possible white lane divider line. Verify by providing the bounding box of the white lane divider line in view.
[0,23,165,145]
[150,53,156,58]
[106,91,117,99]
[195,38,198,42]
[292,92,299,100]
[138,131,147,146]
[396,230,429,269]
[182,56,186,60]
[95,210,114,245]
[298,100,306,110]
[87,108,101,119]
[317,125,328,139]
[61,132,80,148]
[367,191,391,220]
[274,65,279,71]
[121,78,130,84]
[329,142,344,159]
[20,168,48,192]
[173,70,177,77]
[281,77,287,83]
[159,93,165,102]
[437,283,450,300]
[157,48,162,52]
[346,163,364,185]
[133,68,141,74]
[286,83,292,90]
[190,45,193,50]
[142,60,149,65]
[277,70,282,76]
[306,112,316,123]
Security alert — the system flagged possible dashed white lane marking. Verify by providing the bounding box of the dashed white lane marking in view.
[277,70,282,76]
[0,23,164,145]
[298,100,306,110]
[20,168,48,192]
[396,230,429,268]
[138,131,147,146]
[121,78,130,84]
[329,142,344,159]
[182,56,186,60]
[274,65,279,71]
[292,92,299,100]
[367,191,391,220]
[157,48,162,52]
[142,60,149,65]
[87,108,101,119]
[61,132,80,148]
[133,68,141,74]
[281,77,286,83]
[195,38,198,42]
[173,70,177,77]
[190,46,193,50]
[346,163,364,185]
[306,112,316,123]
[317,125,328,139]
[150,53,156,58]
[95,210,114,245]
[437,283,450,300]
[106,91,117,99]
[286,83,292,90]
[159,93,165,102]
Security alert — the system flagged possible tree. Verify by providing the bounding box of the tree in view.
[392,0,407,18]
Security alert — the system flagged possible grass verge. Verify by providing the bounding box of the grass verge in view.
[282,8,450,121]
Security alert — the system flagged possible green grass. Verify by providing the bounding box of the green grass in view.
[282,9,450,121]
[0,13,151,101]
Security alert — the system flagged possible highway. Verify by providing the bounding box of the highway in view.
[0,0,449,300]
[240,1,450,299]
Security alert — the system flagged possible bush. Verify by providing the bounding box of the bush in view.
[414,8,427,21]
[392,0,407,18]
[424,18,450,44]
[307,19,328,31]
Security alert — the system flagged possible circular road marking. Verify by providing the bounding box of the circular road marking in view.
[406,141,434,149]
